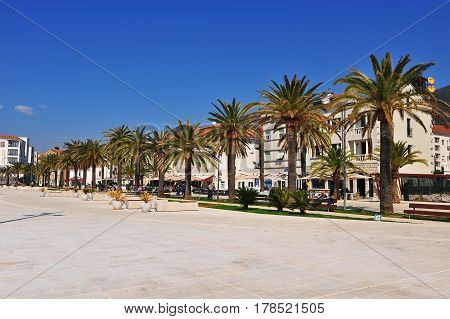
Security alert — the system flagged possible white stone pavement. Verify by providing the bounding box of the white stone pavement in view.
[0,188,449,299]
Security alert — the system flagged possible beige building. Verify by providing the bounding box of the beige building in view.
[431,125,450,174]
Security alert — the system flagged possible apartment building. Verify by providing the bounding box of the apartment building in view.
[431,125,450,174]
[0,135,35,167]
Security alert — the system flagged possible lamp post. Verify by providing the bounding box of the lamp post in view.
[342,107,347,210]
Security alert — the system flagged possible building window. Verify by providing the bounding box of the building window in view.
[406,119,412,137]
[248,182,254,188]
[407,145,412,154]
[7,149,18,156]
[264,131,271,141]
[435,137,440,143]
[279,128,285,139]
[0,142,5,147]
[8,157,18,164]
[8,140,19,147]
[264,151,271,160]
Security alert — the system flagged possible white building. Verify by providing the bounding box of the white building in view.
[431,125,450,174]
[0,135,35,167]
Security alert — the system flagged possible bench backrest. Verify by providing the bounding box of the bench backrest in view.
[409,203,450,210]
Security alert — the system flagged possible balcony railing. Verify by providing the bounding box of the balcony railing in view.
[354,154,375,161]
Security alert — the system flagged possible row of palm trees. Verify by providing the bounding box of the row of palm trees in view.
[9,52,448,213]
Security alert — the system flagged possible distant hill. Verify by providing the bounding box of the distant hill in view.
[435,85,450,104]
[433,85,450,126]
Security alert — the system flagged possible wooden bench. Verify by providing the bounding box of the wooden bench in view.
[314,204,337,212]
[404,203,450,218]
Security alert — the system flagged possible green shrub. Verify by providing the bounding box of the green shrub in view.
[236,187,258,209]
[267,188,290,212]
[290,189,310,214]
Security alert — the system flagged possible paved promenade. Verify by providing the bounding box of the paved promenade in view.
[1,188,449,299]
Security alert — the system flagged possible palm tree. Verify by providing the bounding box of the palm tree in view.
[57,151,74,187]
[205,98,261,200]
[11,162,24,185]
[332,52,449,213]
[260,75,324,191]
[149,129,172,196]
[0,166,13,186]
[117,126,149,190]
[375,141,427,203]
[167,120,215,199]
[23,163,35,185]
[41,154,59,186]
[64,140,82,187]
[78,139,105,188]
[104,125,131,189]
[310,147,362,200]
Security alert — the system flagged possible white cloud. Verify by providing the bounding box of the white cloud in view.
[37,104,48,109]
[14,105,34,116]
[0,105,3,110]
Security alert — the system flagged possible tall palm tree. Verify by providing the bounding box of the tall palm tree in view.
[310,147,362,200]
[78,139,105,188]
[205,98,261,200]
[332,52,449,213]
[64,140,82,187]
[167,120,215,199]
[11,162,24,185]
[104,125,131,189]
[260,74,324,191]
[375,141,427,203]
[149,129,172,196]
[117,126,149,190]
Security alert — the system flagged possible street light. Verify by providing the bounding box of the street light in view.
[342,107,347,210]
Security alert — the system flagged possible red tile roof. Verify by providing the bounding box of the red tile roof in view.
[432,125,450,135]
[0,135,20,140]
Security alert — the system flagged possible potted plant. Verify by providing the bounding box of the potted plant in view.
[73,187,79,197]
[81,188,91,201]
[140,192,153,213]
[87,188,94,200]
[110,190,126,210]
[39,187,46,197]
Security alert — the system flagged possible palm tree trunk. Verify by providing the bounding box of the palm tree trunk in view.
[258,137,265,192]
[184,158,192,199]
[135,158,140,190]
[286,124,297,191]
[74,165,78,187]
[333,171,340,201]
[83,168,87,187]
[379,119,394,213]
[392,171,401,204]
[300,148,307,189]
[92,164,96,188]
[228,139,237,200]
[158,168,165,196]
[117,161,123,189]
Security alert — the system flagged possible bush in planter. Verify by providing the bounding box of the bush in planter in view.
[289,189,310,214]
[140,192,153,212]
[267,188,290,212]
[110,190,126,210]
[236,187,258,210]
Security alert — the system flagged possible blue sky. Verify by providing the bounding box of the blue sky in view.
[0,0,449,151]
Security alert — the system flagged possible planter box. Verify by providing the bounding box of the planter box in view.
[157,200,198,212]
